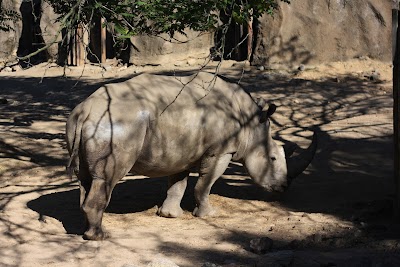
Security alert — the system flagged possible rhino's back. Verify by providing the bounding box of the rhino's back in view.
[90,72,253,114]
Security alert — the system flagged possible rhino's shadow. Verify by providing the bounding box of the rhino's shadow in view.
[27,164,276,234]
[28,177,168,234]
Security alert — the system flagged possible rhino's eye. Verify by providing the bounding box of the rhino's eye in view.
[271,156,276,161]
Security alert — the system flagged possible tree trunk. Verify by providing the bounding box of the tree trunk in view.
[393,1,400,218]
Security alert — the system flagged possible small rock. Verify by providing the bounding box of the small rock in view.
[174,60,187,67]
[250,237,273,254]
[222,260,239,267]
[13,117,33,126]
[12,65,22,72]
[2,66,12,72]
[358,55,370,60]
[187,58,197,66]
[0,98,8,104]
[261,73,274,81]
[118,65,128,72]
[103,64,112,71]
[255,250,294,267]
[17,155,31,162]
[147,255,179,267]
[258,65,265,71]
[202,262,221,267]
[298,64,305,71]
[370,71,381,82]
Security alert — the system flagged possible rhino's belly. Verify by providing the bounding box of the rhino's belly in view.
[129,158,198,177]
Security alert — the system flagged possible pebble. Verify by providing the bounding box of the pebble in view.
[187,58,197,66]
[103,64,112,71]
[370,71,381,81]
[298,64,305,71]
[2,66,12,72]
[250,237,274,254]
[147,256,179,267]
[13,117,33,126]
[261,73,274,81]
[118,65,128,72]
[258,65,265,71]
[201,262,221,267]
[255,250,294,267]
[12,65,22,72]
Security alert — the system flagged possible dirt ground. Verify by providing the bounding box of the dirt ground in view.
[0,58,399,266]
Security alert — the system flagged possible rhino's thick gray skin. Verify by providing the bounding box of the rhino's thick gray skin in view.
[66,72,316,240]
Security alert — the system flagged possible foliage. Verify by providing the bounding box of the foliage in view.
[46,0,290,38]
[0,7,21,32]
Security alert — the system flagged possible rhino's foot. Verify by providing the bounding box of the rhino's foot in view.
[193,205,217,217]
[83,227,110,241]
[157,204,184,218]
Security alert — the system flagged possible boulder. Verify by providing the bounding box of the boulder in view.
[252,0,392,66]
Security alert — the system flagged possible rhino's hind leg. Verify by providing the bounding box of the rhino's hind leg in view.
[158,171,189,218]
[193,153,232,217]
[81,176,115,240]
[77,164,91,208]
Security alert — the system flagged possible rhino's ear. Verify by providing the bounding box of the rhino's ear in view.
[259,103,277,123]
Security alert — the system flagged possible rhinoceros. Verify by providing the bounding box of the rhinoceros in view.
[66,72,316,240]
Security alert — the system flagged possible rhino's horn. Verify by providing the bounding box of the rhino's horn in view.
[286,132,318,180]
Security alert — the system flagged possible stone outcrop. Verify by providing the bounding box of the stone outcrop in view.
[0,0,60,63]
[0,0,393,65]
[252,0,393,66]
[129,31,213,66]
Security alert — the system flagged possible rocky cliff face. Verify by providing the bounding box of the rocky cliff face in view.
[252,0,392,66]
[0,0,393,65]
[129,31,213,66]
[0,0,60,63]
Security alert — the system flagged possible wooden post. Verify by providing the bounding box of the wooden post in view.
[100,17,106,63]
[67,30,74,65]
[247,16,253,61]
[76,23,85,66]
[393,1,400,219]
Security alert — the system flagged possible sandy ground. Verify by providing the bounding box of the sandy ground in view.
[0,58,399,266]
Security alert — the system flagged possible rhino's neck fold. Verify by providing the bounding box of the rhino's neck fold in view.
[232,125,252,161]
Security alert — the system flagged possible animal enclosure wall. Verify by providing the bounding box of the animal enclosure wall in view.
[0,0,393,66]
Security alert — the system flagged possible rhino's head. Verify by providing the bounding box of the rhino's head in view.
[243,104,317,192]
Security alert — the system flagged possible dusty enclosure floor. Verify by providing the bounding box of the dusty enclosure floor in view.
[0,59,399,266]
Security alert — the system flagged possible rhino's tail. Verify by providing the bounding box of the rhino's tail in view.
[66,154,76,180]
[66,105,88,180]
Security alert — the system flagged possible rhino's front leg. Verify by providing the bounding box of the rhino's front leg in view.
[193,153,232,217]
[157,171,189,218]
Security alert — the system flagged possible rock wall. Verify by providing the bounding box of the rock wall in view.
[0,0,60,63]
[252,0,393,66]
[0,0,394,65]
[129,31,213,66]
[0,0,22,60]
